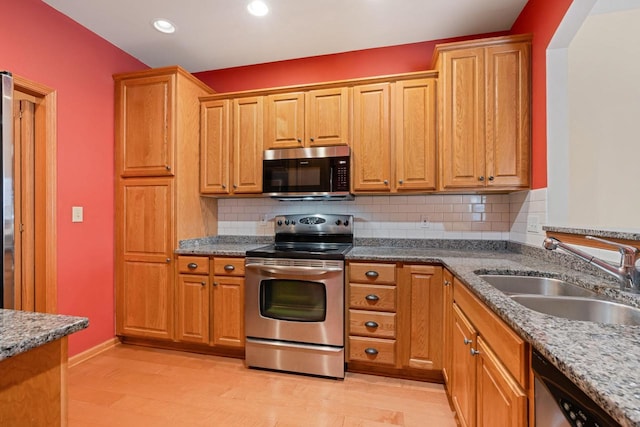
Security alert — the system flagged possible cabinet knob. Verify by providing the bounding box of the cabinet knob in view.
[365,271,379,278]
[233,184,238,189]
[399,179,403,185]
[213,282,219,286]
[200,282,206,287]
[463,338,472,345]
[221,184,226,189]
[297,138,302,143]
[224,264,235,272]
[165,165,171,171]
[444,280,451,286]
[364,348,379,356]
[187,262,198,270]
[488,176,495,181]
[383,180,389,185]
[478,176,485,182]
[166,258,171,263]
[310,137,314,142]
[365,294,379,302]
[470,348,480,356]
[364,321,379,329]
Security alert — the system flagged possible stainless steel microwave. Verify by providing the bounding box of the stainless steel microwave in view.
[262,146,352,200]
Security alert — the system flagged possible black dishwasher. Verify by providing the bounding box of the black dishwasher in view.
[532,349,620,427]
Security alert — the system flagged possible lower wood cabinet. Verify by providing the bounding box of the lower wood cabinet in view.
[347,261,445,379]
[176,256,245,350]
[449,277,528,427]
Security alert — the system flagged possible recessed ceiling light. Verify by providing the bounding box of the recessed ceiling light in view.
[152,19,176,34]
[247,0,269,17]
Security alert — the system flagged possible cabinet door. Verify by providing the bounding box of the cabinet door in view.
[116,178,174,339]
[265,92,305,149]
[116,74,174,177]
[176,274,210,344]
[439,48,486,189]
[485,42,530,188]
[306,87,349,147]
[451,303,478,427]
[400,265,443,371]
[442,269,454,388]
[395,78,437,191]
[476,337,527,427]
[212,276,244,347]
[200,99,230,194]
[232,97,263,194]
[352,83,392,192]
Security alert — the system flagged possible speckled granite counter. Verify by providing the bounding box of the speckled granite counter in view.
[175,236,640,426]
[0,309,89,361]
[348,244,640,427]
[544,225,640,241]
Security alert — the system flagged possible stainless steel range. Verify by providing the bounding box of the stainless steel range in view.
[244,213,353,378]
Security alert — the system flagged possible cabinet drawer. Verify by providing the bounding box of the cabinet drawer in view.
[349,310,396,338]
[177,256,210,275]
[349,336,396,365]
[349,283,396,311]
[349,263,396,284]
[213,258,245,276]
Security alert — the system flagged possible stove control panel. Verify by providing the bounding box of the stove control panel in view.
[274,214,353,236]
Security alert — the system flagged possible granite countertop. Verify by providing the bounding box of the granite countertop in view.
[544,225,640,241]
[176,236,640,426]
[0,309,89,362]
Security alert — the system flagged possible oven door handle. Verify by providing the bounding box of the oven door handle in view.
[245,263,342,276]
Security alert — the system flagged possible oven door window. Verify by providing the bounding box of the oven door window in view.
[260,279,326,322]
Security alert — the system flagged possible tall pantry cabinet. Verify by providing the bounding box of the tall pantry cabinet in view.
[115,66,217,340]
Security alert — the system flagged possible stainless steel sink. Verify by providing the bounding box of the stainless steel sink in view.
[510,295,640,326]
[479,275,598,297]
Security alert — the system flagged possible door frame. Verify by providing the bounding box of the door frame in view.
[14,75,57,314]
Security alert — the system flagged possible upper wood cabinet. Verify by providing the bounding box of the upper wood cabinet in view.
[395,78,437,191]
[352,76,438,194]
[264,87,349,149]
[352,83,392,192]
[200,96,263,195]
[435,34,531,191]
[116,74,174,177]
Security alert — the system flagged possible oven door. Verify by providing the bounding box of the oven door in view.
[245,258,344,347]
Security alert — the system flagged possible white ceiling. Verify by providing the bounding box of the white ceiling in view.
[42,0,528,73]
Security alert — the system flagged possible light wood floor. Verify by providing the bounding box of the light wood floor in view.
[68,344,456,427]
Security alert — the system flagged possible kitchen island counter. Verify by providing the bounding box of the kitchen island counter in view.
[0,309,88,426]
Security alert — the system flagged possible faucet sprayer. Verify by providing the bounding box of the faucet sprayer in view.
[543,236,640,293]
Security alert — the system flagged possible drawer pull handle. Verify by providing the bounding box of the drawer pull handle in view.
[470,348,480,356]
[224,264,235,272]
[365,271,379,278]
[365,294,379,302]
[364,321,379,329]
[364,348,378,356]
[463,338,472,345]
[187,262,198,269]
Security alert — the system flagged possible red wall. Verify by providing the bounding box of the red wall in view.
[510,0,574,188]
[194,33,506,93]
[2,0,148,356]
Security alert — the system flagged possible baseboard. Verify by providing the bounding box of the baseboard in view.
[68,337,121,368]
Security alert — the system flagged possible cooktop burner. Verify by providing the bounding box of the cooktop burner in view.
[246,214,354,260]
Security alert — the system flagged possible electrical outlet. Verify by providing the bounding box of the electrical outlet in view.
[420,214,430,229]
[526,215,539,233]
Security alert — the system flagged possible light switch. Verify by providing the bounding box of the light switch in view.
[72,206,83,223]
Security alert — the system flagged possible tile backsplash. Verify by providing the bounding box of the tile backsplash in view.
[217,189,549,244]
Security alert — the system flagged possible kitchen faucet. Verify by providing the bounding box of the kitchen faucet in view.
[543,236,640,292]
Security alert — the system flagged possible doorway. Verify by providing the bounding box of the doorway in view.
[12,75,57,313]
